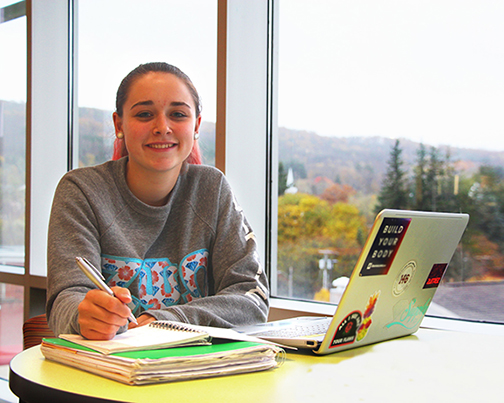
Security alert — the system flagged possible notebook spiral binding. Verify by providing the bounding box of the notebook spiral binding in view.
[149,321,201,333]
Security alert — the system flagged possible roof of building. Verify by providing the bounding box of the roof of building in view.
[432,280,504,323]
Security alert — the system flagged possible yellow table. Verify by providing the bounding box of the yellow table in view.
[9,327,504,403]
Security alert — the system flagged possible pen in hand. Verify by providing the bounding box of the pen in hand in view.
[75,256,138,326]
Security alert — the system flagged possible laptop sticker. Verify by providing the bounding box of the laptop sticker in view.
[330,291,381,348]
[385,298,431,330]
[356,291,380,341]
[330,311,362,348]
[360,217,412,277]
[423,263,448,289]
[392,261,416,297]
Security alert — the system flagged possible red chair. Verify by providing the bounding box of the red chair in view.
[22,314,55,349]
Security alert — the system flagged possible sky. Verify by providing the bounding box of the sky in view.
[277,0,504,151]
[0,0,218,122]
[1,0,503,152]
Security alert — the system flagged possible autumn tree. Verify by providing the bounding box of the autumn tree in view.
[319,183,356,205]
[277,193,367,299]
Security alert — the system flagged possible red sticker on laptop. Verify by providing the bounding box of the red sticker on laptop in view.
[360,217,411,276]
[330,311,362,348]
[330,291,381,348]
[423,263,448,289]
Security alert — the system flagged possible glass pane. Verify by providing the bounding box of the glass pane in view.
[0,5,26,275]
[276,0,504,323]
[77,0,217,168]
[0,283,23,364]
[0,1,26,377]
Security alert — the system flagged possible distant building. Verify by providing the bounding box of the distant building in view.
[285,167,298,194]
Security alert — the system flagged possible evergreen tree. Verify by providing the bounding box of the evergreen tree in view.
[375,140,409,212]
[437,148,458,212]
[413,145,460,213]
[471,165,504,246]
[425,146,442,211]
[413,143,429,210]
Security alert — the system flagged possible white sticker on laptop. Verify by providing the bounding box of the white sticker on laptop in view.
[392,260,416,297]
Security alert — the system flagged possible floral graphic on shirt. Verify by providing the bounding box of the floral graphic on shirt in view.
[180,250,209,303]
[147,298,162,310]
[101,250,209,313]
[103,258,141,288]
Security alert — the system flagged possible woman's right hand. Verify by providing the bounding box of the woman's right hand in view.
[78,287,133,340]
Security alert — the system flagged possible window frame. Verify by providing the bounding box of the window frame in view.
[25,0,72,317]
[217,0,272,271]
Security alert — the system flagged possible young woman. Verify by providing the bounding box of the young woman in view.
[46,62,269,340]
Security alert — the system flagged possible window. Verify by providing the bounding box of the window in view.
[5,0,502,337]
[0,283,23,364]
[273,0,504,323]
[0,0,26,362]
[0,0,26,273]
[77,0,217,168]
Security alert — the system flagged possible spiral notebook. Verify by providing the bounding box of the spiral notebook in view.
[59,320,277,355]
[59,321,212,354]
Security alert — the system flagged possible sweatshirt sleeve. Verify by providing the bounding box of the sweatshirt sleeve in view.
[45,172,125,336]
[143,173,270,327]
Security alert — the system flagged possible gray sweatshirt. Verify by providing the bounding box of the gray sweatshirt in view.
[46,158,269,335]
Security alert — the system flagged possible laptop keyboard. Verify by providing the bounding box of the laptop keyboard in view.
[253,319,331,338]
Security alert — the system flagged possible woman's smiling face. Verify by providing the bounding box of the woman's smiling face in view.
[113,71,201,180]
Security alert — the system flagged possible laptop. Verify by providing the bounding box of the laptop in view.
[235,209,469,355]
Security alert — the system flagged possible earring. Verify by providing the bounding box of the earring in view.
[194,132,200,140]
[117,132,124,139]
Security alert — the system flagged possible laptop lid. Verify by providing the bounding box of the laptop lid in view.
[315,209,468,354]
[238,209,469,355]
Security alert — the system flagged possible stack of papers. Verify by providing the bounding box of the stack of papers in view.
[41,321,284,385]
